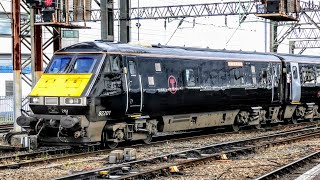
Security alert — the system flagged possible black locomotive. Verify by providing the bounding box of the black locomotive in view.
[13,41,320,148]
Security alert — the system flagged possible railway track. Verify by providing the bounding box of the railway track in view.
[0,123,13,133]
[256,150,320,180]
[0,123,315,171]
[54,124,320,180]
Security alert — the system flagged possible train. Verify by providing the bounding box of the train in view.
[7,41,320,148]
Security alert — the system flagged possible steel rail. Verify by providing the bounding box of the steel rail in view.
[0,146,72,162]
[0,122,315,170]
[112,131,320,180]
[0,124,14,133]
[54,126,320,180]
[0,128,250,168]
[255,151,320,180]
[0,124,13,128]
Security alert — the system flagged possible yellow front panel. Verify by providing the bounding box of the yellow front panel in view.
[29,74,92,97]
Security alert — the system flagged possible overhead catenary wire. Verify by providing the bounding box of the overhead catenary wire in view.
[0,2,10,19]
[165,17,185,45]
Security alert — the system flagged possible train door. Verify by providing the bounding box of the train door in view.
[126,56,143,113]
[271,62,280,102]
[290,62,301,103]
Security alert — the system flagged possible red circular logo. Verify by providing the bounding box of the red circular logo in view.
[168,75,177,94]
[45,0,53,7]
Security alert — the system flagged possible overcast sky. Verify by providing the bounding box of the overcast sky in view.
[1,0,320,56]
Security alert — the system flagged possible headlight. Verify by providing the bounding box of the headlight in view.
[45,97,58,105]
[60,97,87,106]
[65,98,81,104]
[29,97,44,105]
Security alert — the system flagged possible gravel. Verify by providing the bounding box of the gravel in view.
[0,124,318,180]
[158,139,320,180]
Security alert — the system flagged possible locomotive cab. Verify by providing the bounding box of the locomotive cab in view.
[15,52,109,147]
[13,48,155,148]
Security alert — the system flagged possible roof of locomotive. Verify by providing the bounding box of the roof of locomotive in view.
[56,41,320,62]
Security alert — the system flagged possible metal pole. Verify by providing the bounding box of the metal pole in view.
[100,0,114,42]
[289,41,295,54]
[101,0,107,40]
[53,5,61,52]
[264,19,267,52]
[12,0,22,132]
[108,0,114,41]
[120,0,130,43]
[31,8,43,86]
[269,20,278,53]
[101,0,114,41]
[137,0,140,41]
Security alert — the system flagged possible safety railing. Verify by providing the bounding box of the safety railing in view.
[0,96,30,124]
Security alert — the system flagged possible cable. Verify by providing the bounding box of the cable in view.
[165,17,184,45]
[0,2,10,19]
[225,23,242,48]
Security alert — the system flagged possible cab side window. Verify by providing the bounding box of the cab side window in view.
[104,55,121,73]
[292,66,298,79]
[111,56,120,72]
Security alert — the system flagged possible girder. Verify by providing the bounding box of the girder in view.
[288,28,320,39]
[70,1,320,22]
[294,40,320,48]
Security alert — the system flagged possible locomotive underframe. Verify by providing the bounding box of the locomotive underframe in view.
[7,102,319,149]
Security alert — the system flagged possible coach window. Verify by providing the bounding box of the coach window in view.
[316,67,320,85]
[251,65,257,86]
[259,68,268,85]
[186,69,196,87]
[231,68,244,86]
[129,61,136,76]
[292,66,298,79]
[301,66,315,85]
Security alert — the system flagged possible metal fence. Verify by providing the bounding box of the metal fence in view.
[0,96,30,124]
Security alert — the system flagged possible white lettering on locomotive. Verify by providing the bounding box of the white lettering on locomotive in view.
[98,110,111,116]
[61,109,69,115]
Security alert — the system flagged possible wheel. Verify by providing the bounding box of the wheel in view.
[283,119,290,125]
[143,134,152,144]
[292,117,298,124]
[254,123,261,129]
[101,129,118,149]
[232,124,240,132]
[309,118,314,122]
[106,141,118,149]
